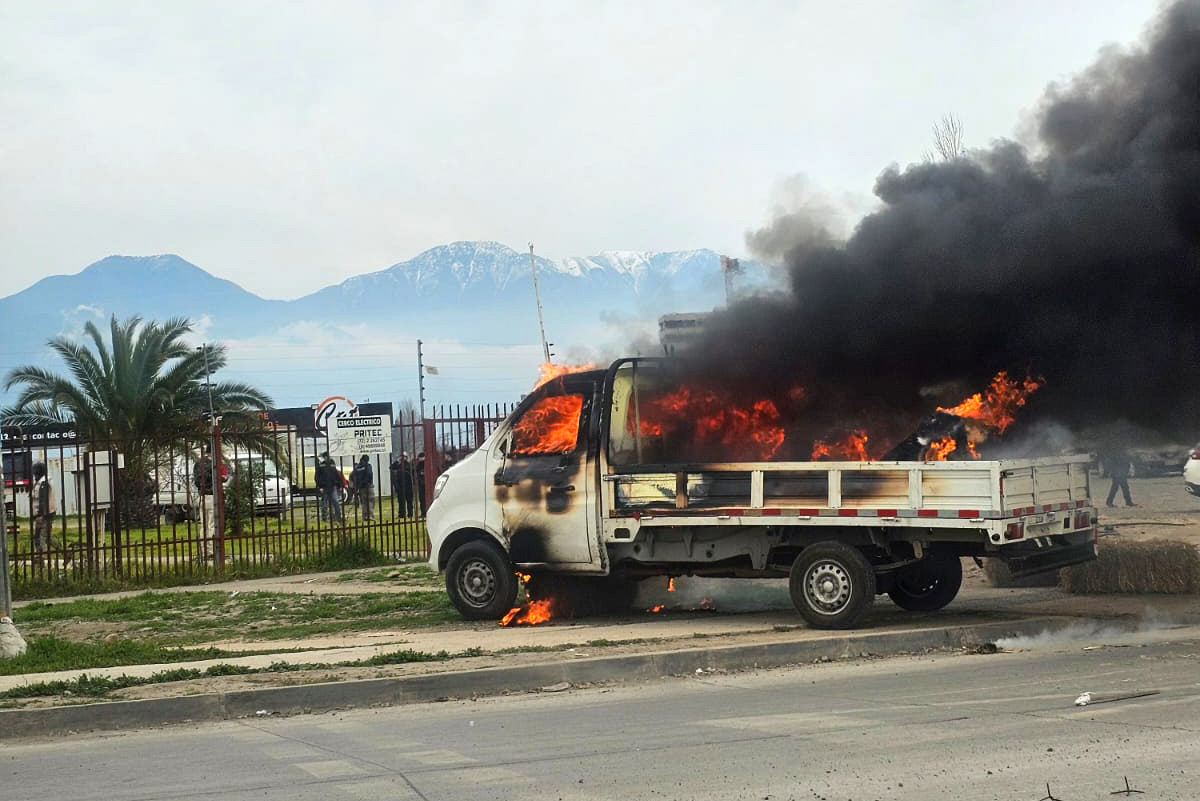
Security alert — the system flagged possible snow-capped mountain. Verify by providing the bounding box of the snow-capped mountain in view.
[292,241,773,316]
[0,242,778,406]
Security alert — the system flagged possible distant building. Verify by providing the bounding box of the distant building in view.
[658,312,711,356]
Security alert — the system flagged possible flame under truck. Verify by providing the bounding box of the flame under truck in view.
[427,358,1098,629]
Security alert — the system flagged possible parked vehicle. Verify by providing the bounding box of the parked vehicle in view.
[154,451,292,522]
[1130,443,1191,477]
[428,358,1098,629]
[1183,444,1200,496]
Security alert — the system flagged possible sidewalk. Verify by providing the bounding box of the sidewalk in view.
[4,584,1197,693]
[11,566,430,608]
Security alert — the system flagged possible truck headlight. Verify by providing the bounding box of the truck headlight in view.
[433,473,449,500]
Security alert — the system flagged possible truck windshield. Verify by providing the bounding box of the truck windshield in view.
[510,393,585,455]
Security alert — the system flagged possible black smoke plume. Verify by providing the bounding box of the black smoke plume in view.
[690,1,1200,452]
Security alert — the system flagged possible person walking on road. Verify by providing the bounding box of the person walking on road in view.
[1104,445,1137,507]
[31,461,67,565]
[315,452,344,523]
[351,455,375,521]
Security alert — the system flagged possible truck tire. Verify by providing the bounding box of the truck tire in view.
[445,540,518,620]
[887,553,962,612]
[789,542,876,630]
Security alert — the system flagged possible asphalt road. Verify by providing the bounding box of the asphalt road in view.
[5,625,1199,801]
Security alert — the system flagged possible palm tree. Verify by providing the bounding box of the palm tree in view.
[2,315,273,525]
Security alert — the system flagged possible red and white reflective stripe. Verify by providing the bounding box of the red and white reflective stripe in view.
[1004,501,1093,518]
[610,507,1001,519]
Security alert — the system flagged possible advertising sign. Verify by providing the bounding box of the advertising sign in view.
[328,413,392,457]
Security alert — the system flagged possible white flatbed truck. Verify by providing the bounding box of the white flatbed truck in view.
[428,358,1097,629]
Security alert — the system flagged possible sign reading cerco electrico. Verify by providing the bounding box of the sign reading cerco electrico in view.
[266,399,393,444]
[313,396,392,457]
[330,414,390,456]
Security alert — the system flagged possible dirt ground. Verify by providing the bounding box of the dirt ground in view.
[1091,474,1200,547]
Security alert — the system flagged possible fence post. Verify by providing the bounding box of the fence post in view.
[422,418,437,515]
[82,449,96,575]
[110,442,123,576]
[213,421,226,571]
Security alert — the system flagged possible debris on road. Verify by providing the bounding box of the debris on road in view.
[1074,689,1160,707]
[540,682,570,693]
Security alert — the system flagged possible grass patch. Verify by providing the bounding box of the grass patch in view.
[15,588,461,647]
[295,542,391,572]
[0,646,487,700]
[0,635,235,677]
[336,564,438,585]
[1059,539,1200,594]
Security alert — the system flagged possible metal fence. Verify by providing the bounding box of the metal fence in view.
[2,403,513,592]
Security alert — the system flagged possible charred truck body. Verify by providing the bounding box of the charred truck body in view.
[428,358,1097,629]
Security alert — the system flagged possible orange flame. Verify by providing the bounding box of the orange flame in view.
[499,598,555,626]
[510,394,583,455]
[667,577,676,592]
[647,604,665,613]
[938,371,1044,435]
[635,385,787,460]
[811,430,871,461]
[926,437,957,461]
[533,361,601,390]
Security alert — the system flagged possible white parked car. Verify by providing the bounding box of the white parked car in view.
[1184,444,1200,496]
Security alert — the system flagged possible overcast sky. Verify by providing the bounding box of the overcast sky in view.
[0,0,1163,300]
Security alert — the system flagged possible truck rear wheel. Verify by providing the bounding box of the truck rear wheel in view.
[789,542,876,629]
[887,553,962,612]
[446,540,518,620]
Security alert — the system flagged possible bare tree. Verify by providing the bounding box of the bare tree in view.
[924,113,965,162]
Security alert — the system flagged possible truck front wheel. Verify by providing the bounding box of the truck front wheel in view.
[887,553,962,612]
[446,540,518,620]
[789,542,876,629]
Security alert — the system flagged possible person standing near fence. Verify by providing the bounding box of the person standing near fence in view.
[415,452,427,516]
[315,452,343,524]
[31,462,67,565]
[193,452,215,560]
[351,455,375,521]
[392,452,414,518]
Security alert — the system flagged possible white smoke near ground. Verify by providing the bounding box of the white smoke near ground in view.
[995,613,1187,651]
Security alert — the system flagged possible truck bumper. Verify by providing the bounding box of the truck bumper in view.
[1001,529,1097,577]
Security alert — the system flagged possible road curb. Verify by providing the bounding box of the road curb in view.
[0,615,1073,740]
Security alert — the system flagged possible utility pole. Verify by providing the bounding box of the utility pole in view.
[528,243,551,363]
[416,339,426,419]
[198,344,222,567]
[720,256,740,306]
[199,344,218,513]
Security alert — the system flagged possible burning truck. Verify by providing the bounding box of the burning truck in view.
[427,359,1097,629]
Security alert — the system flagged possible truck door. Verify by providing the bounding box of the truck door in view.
[489,378,598,567]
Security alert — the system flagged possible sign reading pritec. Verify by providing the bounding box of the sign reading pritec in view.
[328,414,392,457]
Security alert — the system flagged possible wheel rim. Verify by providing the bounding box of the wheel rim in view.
[804,560,853,616]
[457,558,497,607]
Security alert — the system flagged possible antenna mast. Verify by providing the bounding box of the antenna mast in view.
[528,243,551,363]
